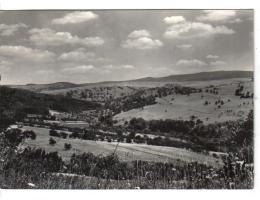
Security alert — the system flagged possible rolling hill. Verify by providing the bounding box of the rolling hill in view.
[9,82,78,93]
[7,71,253,93]
[132,70,253,82]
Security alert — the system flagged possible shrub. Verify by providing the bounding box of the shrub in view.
[64,143,72,150]
[49,137,56,145]
[60,132,68,139]
[49,129,59,137]
[23,130,37,140]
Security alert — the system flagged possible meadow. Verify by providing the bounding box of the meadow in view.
[21,126,222,168]
[114,78,253,124]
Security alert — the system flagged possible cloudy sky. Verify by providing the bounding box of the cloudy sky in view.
[0,10,254,85]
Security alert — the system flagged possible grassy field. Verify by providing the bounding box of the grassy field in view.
[20,126,222,168]
[114,78,253,124]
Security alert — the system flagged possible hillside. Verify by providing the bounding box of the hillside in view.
[0,86,101,128]
[114,77,253,124]
[133,71,253,82]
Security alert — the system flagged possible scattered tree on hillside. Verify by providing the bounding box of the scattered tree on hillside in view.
[49,137,56,146]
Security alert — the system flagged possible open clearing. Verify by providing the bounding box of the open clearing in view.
[21,126,222,168]
[114,78,253,124]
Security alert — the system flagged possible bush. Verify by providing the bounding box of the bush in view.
[49,137,56,145]
[23,130,37,140]
[60,132,68,139]
[4,129,24,146]
[49,129,60,137]
[129,117,147,131]
[64,143,72,150]
[69,131,80,138]
[126,137,132,143]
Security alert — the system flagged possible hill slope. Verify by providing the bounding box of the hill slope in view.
[133,71,253,82]
[0,86,101,128]
[9,82,78,92]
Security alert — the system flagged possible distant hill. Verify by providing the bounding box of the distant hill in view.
[132,71,253,82]
[9,82,78,92]
[7,71,253,93]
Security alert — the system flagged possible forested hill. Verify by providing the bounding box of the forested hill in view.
[0,86,101,127]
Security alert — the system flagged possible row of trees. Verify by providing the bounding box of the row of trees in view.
[235,85,253,98]
[127,110,253,154]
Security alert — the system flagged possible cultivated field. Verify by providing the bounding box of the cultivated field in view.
[20,126,222,168]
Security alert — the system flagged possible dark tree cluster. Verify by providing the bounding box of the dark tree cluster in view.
[49,129,68,139]
[49,137,57,145]
[205,87,219,95]
[3,129,36,146]
[0,86,101,127]
[64,143,72,150]
[235,85,253,99]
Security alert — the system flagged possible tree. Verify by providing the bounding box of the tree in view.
[235,88,241,96]
[49,129,59,137]
[196,119,203,125]
[126,137,132,143]
[129,118,147,131]
[49,137,56,145]
[246,91,250,98]
[30,131,37,140]
[190,115,196,121]
[23,130,36,140]
[64,143,72,150]
[134,135,144,144]
[4,129,24,147]
[69,131,80,138]
[244,110,253,130]
[60,132,68,139]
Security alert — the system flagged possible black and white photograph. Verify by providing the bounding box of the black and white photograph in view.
[0,9,254,190]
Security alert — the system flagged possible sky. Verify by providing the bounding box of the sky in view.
[0,10,254,85]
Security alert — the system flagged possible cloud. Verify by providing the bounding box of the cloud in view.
[227,18,242,23]
[196,10,240,23]
[210,60,227,67]
[103,64,135,70]
[0,45,56,62]
[128,30,151,38]
[163,16,186,24]
[0,23,28,36]
[58,48,96,62]
[52,11,98,24]
[122,29,163,50]
[164,21,234,39]
[177,44,192,50]
[36,69,54,75]
[207,54,219,59]
[196,10,236,22]
[176,59,207,68]
[29,28,104,47]
[62,65,95,73]
[58,48,110,64]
